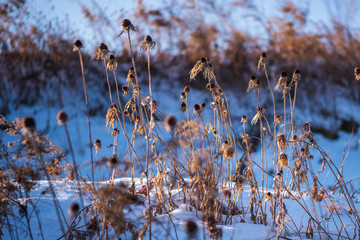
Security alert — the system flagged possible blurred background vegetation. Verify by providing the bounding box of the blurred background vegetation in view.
[1,0,360,122]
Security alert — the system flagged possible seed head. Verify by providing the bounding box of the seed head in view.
[140,35,156,52]
[185,220,198,237]
[108,154,118,169]
[68,202,80,216]
[95,42,110,61]
[23,116,36,133]
[184,86,190,94]
[57,110,68,125]
[180,102,187,112]
[164,115,177,132]
[291,68,301,84]
[241,115,247,123]
[117,19,136,37]
[73,39,83,51]
[180,91,187,100]
[355,67,360,81]
[193,104,201,115]
[107,54,117,70]
[258,52,267,71]
[94,139,101,151]
[275,71,288,92]
[150,100,158,111]
[200,103,206,112]
[247,75,260,93]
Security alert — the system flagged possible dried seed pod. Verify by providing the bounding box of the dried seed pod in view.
[73,39,83,50]
[241,115,247,123]
[164,115,177,132]
[180,102,187,113]
[292,68,301,83]
[140,35,156,52]
[258,52,267,71]
[150,100,158,111]
[94,139,101,151]
[23,116,36,133]
[185,220,198,238]
[223,146,234,159]
[278,153,288,168]
[108,154,118,169]
[57,110,68,126]
[193,104,201,115]
[184,86,190,94]
[180,91,186,100]
[355,67,360,81]
[264,192,272,204]
[68,202,80,216]
[200,103,206,112]
[306,219,314,239]
[107,54,117,70]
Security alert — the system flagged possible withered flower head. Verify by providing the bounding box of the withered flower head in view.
[107,54,117,70]
[291,68,301,84]
[140,35,156,52]
[274,114,282,125]
[189,57,215,82]
[106,104,119,129]
[68,202,80,216]
[355,67,360,81]
[193,104,201,115]
[180,102,187,113]
[95,42,110,61]
[185,220,198,237]
[73,39,83,51]
[57,110,68,126]
[180,91,187,100]
[164,115,177,132]
[241,115,247,123]
[23,116,36,133]
[107,154,118,169]
[184,86,190,94]
[247,75,260,93]
[278,153,288,168]
[122,85,130,96]
[258,52,267,71]
[150,100,158,111]
[94,139,101,151]
[275,71,288,92]
[251,107,265,125]
[200,103,206,112]
[117,19,136,37]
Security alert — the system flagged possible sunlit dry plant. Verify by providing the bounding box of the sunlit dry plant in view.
[246,75,260,93]
[354,67,360,81]
[274,71,288,92]
[117,19,136,37]
[107,54,117,70]
[164,114,177,132]
[106,104,119,129]
[95,42,110,61]
[258,52,267,71]
[57,110,68,126]
[73,39,83,51]
[251,107,265,125]
[291,68,301,85]
[189,57,216,82]
[140,35,156,52]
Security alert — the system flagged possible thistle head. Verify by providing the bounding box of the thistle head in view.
[164,115,177,132]
[57,110,68,126]
[73,39,83,51]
